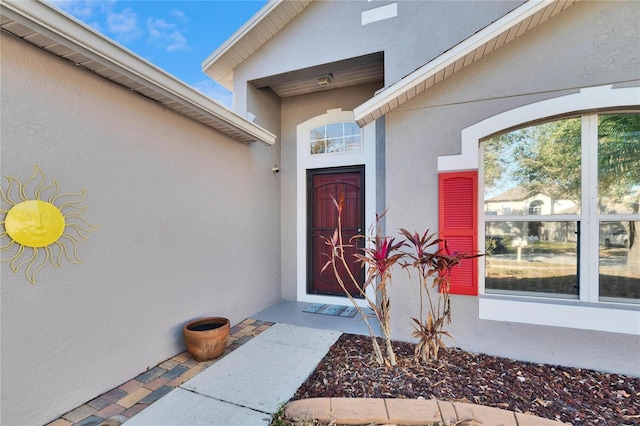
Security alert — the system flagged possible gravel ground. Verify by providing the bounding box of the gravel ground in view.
[292,334,640,425]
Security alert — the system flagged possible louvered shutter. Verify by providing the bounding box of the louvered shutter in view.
[438,171,478,295]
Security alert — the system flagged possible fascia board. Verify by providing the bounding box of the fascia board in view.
[354,0,562,126]
[2,0,276,145]
[201,0,283,79]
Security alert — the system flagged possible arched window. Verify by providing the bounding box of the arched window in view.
[438,85,640,333]
[482,113,639,302]
[529,201,543,215]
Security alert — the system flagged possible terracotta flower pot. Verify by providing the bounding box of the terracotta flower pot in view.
[183,317,230,361]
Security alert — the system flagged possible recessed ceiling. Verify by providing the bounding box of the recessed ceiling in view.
[250,52,384,98]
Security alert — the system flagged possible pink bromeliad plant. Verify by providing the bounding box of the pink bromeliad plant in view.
[324,195,481,365]
[323,196,402,366]
[400,229,481,362]
[355,215,404,366]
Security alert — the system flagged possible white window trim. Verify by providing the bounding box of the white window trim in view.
[438,85,640,172]
[296,109,377,307]
[438,85,640,335]
[480,296,640,335]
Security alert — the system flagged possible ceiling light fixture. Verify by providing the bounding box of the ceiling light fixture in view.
[316,73,333,87]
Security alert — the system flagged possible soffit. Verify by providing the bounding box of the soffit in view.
[202,0,312,90]
[250,52,384,98]
[354,0,580,127]
[0,0,276,145]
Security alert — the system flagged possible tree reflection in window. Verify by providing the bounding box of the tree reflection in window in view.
[483,113,640,302]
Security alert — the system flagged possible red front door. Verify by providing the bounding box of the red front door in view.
[308,167,365,297]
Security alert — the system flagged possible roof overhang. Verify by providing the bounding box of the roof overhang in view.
[250,52,384,98]
[0,0,276,145]
[354,0,579,127]
[201,0,312,90]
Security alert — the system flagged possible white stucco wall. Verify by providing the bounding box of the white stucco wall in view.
[0,34,281,425]
[382,0,640,375]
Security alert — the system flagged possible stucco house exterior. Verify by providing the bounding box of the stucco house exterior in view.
[1,1,639,425]
[201,0,639,377]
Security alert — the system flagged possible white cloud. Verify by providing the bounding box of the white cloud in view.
[51,1,142,42]
[147,18,191,52]
[49,0,99,19]
[147,17,172,37]
[192,80,234,110]
[49,0,108,32]
[106,7,142,41]
[52,1,193,53]
[166,33,190,52]
[169,10,188,23]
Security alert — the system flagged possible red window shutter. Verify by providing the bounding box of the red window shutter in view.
[438,171,478,295]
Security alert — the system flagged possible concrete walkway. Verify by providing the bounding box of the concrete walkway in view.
[285,397,566,425]
[123,323,341,425]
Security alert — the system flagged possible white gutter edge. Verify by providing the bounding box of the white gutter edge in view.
[353,0,556,126]
[2,0,276,145]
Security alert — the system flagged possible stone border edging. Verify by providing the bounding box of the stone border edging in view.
[285,397,569,425]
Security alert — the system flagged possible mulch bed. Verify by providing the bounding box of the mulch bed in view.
[292,334,640,425]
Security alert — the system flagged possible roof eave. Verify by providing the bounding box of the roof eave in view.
[354,0,579,127]
[1,0,276,146]
[201,0,284,86]
[201,0,312,89]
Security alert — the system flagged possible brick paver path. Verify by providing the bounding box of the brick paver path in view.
[46,319,275,426]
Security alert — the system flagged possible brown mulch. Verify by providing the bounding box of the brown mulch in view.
[292,334,640,425]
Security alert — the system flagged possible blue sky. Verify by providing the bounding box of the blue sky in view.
[50,1,269,108]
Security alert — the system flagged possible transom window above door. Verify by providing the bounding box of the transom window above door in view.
[310,122,361,155]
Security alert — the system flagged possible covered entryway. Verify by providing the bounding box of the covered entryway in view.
[307,167,365,297]
[296,108,377,306]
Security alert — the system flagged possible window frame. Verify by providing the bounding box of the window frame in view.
[481,113,639,304]
[437,85,640,335]
[309,122,362,156]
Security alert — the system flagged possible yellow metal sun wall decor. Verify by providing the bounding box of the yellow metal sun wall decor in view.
[1,164,99,284]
